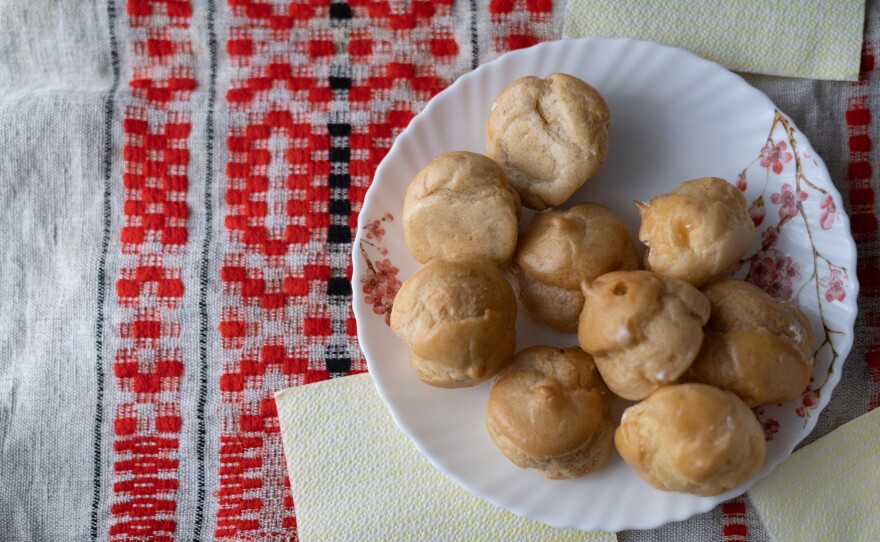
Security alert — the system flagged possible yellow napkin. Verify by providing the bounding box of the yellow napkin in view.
[563,0,865,81]
[749,407,880,542]
[276,374,616,542]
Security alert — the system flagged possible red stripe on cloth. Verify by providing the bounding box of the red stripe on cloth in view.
[857,257,880,298]
[722,500,746,516]
[216,0,457,538]
[721,497,748,542]
[110,1,194,539]
[867,350,880,373]
[846,108,871,125]
[847,42,880,412]
[489,0,557,56]
[870,349,880,410]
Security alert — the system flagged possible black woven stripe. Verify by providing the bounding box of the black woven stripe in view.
[327,1,353,377]
[192,0,219,538]
[469,0,479,70]
[91,0,121,538]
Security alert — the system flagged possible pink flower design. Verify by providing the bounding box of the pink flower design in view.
[748,248,802,300]
[373,258,399,283]
[804,149,819,166]
[770,183,808,219]
[364,219,385,242]
[819,268,847,302]
[796,389,820,426]
[363,213,394,242]
[820,193,836,230]
[802,390,819,408]
[736,172,747,192]
[753,407,780,441]
[361,258,401,325]
[369,296,395,322]
[749,196,766,227]
[760,141,794,174]
[761,418,780,441]
[360,214,398,325]
[761,226,779,247]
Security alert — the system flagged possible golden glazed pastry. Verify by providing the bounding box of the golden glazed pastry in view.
[615,383,766,496]
[486,73,610,210]
[403,151,522,265]
[512,202,639,332]
[636,177,755,287]
[390,260,517,388]
[486,346,615,479]
[577,270,710,400]
[683,279,815,407]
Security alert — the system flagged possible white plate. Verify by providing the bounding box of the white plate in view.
[351,38,858,531]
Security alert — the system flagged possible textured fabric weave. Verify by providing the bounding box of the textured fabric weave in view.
[0,0,878,540]
[563,0,866,80]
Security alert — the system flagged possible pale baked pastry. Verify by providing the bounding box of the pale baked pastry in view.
[486,346,615,479]
[636,177,754,287]
[683,279,815,406]
[615,383,766,496]
[577,270,710,400]
[486,73,610,210]
[512,202,639,332]
[390,259,517,388]
[403,151,522,265]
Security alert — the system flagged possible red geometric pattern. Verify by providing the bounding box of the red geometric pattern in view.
[721,498,749,542]
[216,0,457,538]
[120,114,190,250]
[109,1,194,540]
[116,256,185,309]
[488,0,556,55]
[846,42,880,412]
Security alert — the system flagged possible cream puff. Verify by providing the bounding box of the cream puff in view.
[683,279,815,406]
[615,383,766,496]
[486,346,615,479]
[390,259,517,388]
[512,202,638,332]
[486,73,610,210]
[578,270,710,400]
[636,177,754,287]
[403,151,521,265]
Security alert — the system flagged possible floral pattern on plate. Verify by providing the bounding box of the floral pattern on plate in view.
[734,111,850,434]
[358,213,399,326]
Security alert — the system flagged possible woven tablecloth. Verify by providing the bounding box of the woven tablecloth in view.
[1,0,878,540]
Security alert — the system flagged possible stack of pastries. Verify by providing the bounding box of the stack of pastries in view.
[388,73,815,496]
